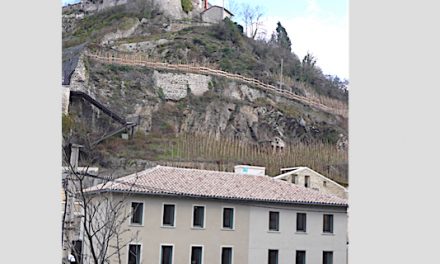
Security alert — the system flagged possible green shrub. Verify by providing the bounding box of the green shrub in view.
[157,87,165,100]
[62,114,75,135]
[181,0,193,13]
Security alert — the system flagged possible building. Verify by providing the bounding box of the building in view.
[201,5,234,23]
[275,167,348,199]
[81,165,348,264]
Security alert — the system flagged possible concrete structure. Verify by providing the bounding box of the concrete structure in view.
[62,86,70,115]
[80,166,348,264]
[201,5,234,23]
[275,167,348,199]
[234,165,266,176]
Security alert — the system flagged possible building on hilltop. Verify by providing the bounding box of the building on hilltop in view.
[275,166,348,199]
[201,5,234,23]
[78,165,348,264]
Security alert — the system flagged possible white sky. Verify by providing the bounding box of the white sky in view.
[211,0,349,80]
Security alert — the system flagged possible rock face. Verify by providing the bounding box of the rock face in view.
[101,18,141,45]
[80,0,190,19]
[153,71,211,100]
[67,56,347,147]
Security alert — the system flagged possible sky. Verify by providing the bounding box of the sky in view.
[213,0,349,80]
[62,0,348,79]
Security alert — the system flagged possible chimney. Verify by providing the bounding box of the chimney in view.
[69,144,83,171]
[205,0,208,10]
[234,165,266,176]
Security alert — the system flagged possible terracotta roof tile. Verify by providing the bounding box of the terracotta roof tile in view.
[86,166,347,206]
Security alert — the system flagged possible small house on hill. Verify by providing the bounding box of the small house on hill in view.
[275,166,348,199]
[201,5,234,23]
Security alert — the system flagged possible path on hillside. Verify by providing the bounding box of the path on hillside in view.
[85,51,348,118]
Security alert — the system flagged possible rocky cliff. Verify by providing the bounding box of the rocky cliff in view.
[62,3,348,182]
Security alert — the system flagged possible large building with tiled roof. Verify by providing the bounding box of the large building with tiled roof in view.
[82,165,348,264]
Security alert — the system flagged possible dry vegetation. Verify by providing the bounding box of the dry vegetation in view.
[96,132,348,185]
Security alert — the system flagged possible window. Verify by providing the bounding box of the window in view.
[191,246,203,264]
[161,245,173,264]
[222,208,234,229]
[221,247,233,264]
[71,240,83,264]
[162,204,175,227]
[268,249,278,264]
[292,175,297,184]
[128,244,141,264]
[323,214,334,233]
[304,176,310,188]
[130,202,144,225]
[296,213,307,232]
[193,206,205,228]
[296,250,306,264]
[323,180,327,187]
[323,251,333,264]
[269,211,279,231]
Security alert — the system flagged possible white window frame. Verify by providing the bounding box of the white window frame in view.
[127,242,142,264]
[189,244,204,264]
[221,206,235,230]
[159,243,174,264]
[161,203,177,228]
[129,201,145,226]
[220,245,234,264]
[191,204,206,229]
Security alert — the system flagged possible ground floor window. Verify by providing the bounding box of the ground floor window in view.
[221,247,233,264]
[268,249,278,264]
[128,244,141,264]
[296,250,306,264]
[323,251,333,264]
[161,245,173,264]
[191,246,203,264]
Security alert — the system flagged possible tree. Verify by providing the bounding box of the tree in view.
[181,0,193,13]
[239,3,265,39]
[301,52,317,83]
[273,22,292,51]
[62,144,141,264]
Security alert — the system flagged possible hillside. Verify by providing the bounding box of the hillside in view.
[62,1,348,184]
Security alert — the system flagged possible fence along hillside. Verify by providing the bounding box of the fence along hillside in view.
[85,50,348,118]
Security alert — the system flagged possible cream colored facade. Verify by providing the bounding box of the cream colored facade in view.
[83,194,250,264]
[82,192,347,264]
[275,167,348,199]
[248,204,348,264]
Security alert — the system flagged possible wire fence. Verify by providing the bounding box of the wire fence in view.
[85,51,348,118]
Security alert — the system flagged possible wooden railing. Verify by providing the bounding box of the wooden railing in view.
[85,51,348,118]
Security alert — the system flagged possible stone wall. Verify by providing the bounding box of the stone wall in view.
[153,70,211,100]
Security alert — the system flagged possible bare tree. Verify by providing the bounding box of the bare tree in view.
[62,145,141,264]
[239,3,265,39]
